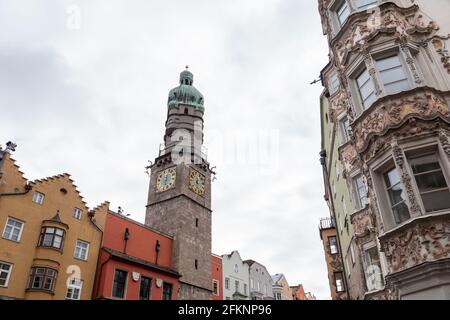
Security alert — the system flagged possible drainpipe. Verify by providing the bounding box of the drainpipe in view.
[155,240,161,265]
[320,150,350,300]
[0,184,32,197]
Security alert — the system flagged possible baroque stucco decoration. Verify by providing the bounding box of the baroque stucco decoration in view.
[432,37,450,73]
[333,4,439,66]
[381,217,450,273]
[352,88,450,153]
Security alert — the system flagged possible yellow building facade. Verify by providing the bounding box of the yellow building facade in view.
[0,149,104,300]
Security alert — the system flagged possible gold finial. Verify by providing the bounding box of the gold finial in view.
[185,65,189,70]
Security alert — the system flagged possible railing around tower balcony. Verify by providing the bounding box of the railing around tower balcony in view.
[158,143,208,160]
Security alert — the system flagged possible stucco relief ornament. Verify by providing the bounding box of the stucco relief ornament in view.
[400,41,422,84]
[391,141,422,216]
[432,37,450,73]
[384,227,424,273]
[439,130,450,157]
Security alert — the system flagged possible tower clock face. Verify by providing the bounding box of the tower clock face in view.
[189,169,205,196]
[156,168,176,192]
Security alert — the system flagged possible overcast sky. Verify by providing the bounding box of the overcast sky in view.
[0,0,331,298]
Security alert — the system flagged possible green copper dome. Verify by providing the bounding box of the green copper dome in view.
[168,68,204,112]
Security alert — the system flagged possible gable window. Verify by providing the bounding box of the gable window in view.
[356,67,376,110]
[376,54,409,96]
[162,283,173,300]
[213,280,219,296]
[329,236,339,255]
[225,278,230,290]
[66,278,83,300]
[353,174,367,209]
[38,227,65,249]
[2,217,24,242]
[28,267,57,292]
[329,73,340,95]
[74,240,89,261]
[340,116,352,144]
[32,192,45,205]
[409,153,450,213]
[335,272,345,292]
[354,0,378,11]
[336,1,351,26]
[112,269,127,299]
[383,167,410,225]
[139,276,152,300]
[73,208,82,220]
[0,262,12,287]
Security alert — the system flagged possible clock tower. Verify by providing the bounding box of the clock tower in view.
[145,68,213,300]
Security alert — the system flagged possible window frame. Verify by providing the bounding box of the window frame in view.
[2,217,24,242]
[362,242,385,291]
[139,276,152,300]
[334,272,345,293]
[112,269,128,299]
[328,236,339,255]
[32,191,45,205]
[66,278,83,300]
[73,208,82,220]
[225,277,230,290]
[353,174,367,210]
[74,240,90,261]
[162,282,173,300]
[0,261,13,288]
[27,267,58,292]
[328,73,341,95]
[339,115,352,144]
[213,280,219,296]
[38,226,65,250]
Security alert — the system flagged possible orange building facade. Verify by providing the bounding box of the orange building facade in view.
[0,149,103,300]
[93,211,180,300]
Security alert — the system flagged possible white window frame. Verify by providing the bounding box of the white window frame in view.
[335,0,351,27]
[66,278,83,300]
[32,192,45,205]
[0,261,13,287]
[353,0,378,11]
[329,73,340,95]
[362,242,385,291]
[73,208,82,220]
[339,115,352,144]
[353,174,367,210]
[2,217,24,242]
[74,240,90,261]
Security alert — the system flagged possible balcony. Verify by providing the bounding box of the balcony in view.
[352,87,450,153]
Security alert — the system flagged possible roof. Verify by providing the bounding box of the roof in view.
[103,247,181,278]
[271,274,284,284]
[243,259,256,267]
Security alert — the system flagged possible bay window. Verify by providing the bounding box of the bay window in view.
[375,54,410,95]
[409,153,450,213]
[38,227,65,249]
[353,174,367,209]
[356,67,376,110]
[354,0,378,11]
[383,167,411,225]
[336,1,351,26]
[28,267,57,292]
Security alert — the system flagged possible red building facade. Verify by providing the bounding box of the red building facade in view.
[211,254,223,301]
[93,211,180,300]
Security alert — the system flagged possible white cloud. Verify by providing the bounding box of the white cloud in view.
[0,0,332,299]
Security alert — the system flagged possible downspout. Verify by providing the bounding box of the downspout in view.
[320,150,350,300]
[0,184,32,197]
[93,250,111,300]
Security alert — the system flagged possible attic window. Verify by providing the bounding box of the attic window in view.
[60,188,68,195]
[184,109,189,115]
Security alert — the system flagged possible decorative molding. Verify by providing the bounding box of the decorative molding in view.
[439,129,450,157]
[352,88,450,153]
[381,215,450,273]
[391,140,422,216]
[432,37,450,74]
